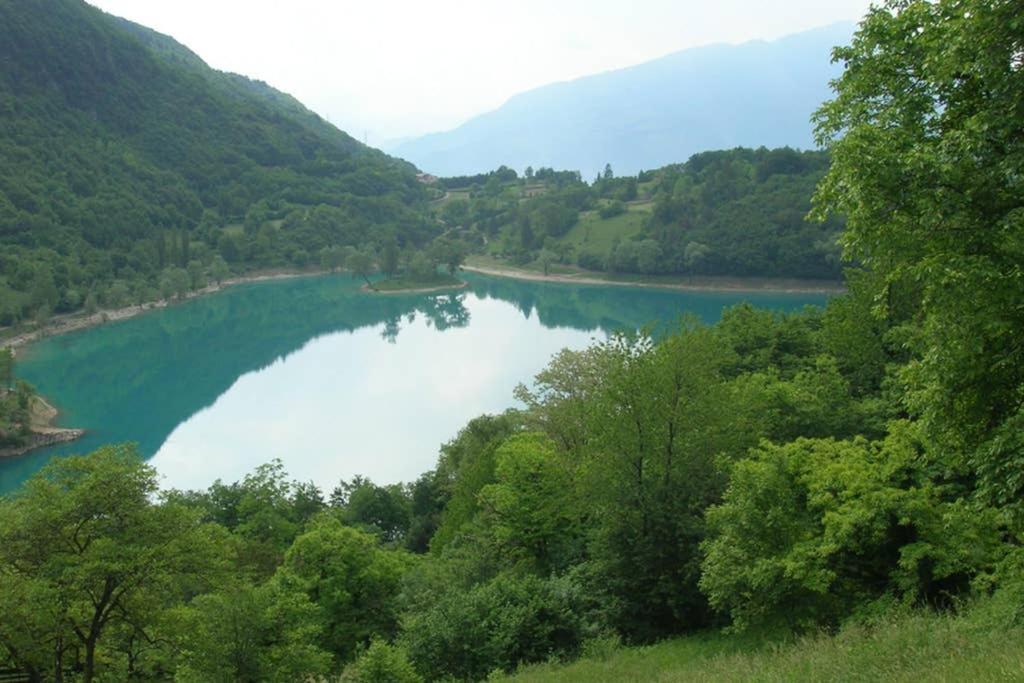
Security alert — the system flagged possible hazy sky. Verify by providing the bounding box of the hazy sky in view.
[86,0,870,145]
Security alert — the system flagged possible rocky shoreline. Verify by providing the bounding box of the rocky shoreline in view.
[0,396,84,459]
[0,428,84,459]
[0,269,324,356]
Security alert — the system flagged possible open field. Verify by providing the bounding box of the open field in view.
[503,597,1024,683]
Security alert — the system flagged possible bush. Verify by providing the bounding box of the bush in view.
[599,201,626,219]
[401,573,588,681]
[576,250,606,271]
[700,424,1004,631]
[341,640,421,683]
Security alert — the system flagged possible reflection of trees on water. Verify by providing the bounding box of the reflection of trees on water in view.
[421,293,470,331]
[462,273,826,337]
[8,276,481,487]
[380,293,470,343]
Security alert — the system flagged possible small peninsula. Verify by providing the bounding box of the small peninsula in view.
[363,273,468,294]
[0,393,83,459]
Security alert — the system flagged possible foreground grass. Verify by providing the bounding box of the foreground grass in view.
[504,597,1024,682]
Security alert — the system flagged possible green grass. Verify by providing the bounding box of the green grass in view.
[502,596,1024,682]
[466,254,579,277]
[562,206,648,252]
[371,273,464,292]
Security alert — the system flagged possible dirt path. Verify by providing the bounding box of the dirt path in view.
[462,264,846,294]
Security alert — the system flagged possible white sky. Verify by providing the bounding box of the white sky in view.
[86,0,871,146]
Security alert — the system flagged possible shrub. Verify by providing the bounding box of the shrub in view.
[700,423,1003,631]
[341,640,421,683]
[401,573,588,681]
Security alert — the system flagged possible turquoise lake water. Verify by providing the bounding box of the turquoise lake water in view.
[1,272,829,494]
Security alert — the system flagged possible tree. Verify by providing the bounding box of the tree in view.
[381,237,400,279]
[278,518,411,662]
[331,476,411,543]
[159,267,190,300]
[186,260,207,291]
[0,348,12,389]
[478,433,579,573]
[634,239,662,274]
[172,581,331,682]
[231,460,305,577]
[320,245,347,273]
[342,639,421,683]
[440,199,470,227]
[603,163,614,180]
[536,248,557,276]
[209,254,230,285]
[28,267,58,313]
[408,252,435,281]
[701,426,1002,631]
[345,247,377,289]
[400,573,587,681]
[812,0,1024,520]
[682,241,710,276]
[431,238,467,276]
[0,445,229,682]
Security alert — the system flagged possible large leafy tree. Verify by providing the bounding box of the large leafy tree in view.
[171,581,331,683]
[813,0,1024,517]
[0,445,229,682]
[277,518,411,663]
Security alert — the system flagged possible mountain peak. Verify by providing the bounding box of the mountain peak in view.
[391,22,854,178]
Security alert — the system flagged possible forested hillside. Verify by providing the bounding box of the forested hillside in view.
[0,0,431,325]
[438,148,844,280]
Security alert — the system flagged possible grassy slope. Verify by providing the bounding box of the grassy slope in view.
[562,202,652,252]
[504,599,1024,682]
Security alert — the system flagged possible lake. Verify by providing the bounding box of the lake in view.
[1,272,830,495]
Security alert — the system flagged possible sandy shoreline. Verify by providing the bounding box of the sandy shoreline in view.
[0,269,325,356]
[462,264,847,294]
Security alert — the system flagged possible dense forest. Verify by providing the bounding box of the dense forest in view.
[435,147,845,280]
[2,0,1023,680]
[0,0,433,326]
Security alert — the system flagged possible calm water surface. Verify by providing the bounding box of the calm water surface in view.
[1,272,829,494]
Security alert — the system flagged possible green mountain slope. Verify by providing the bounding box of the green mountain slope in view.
[0,0,430,324]
[436,148,845,280]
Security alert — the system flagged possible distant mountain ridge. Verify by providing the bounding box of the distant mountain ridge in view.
[390,23,854,179]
